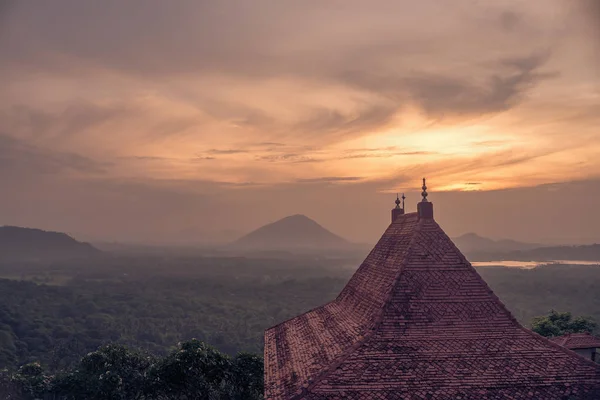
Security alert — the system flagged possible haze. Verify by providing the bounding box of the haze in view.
[1,0,599,245]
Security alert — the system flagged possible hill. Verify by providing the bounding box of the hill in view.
[0,226,101,262]
[453,233,540,254]
[229,214,353,252]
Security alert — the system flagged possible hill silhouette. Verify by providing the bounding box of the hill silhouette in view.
[229,214,353,252]
[0,226,101,262]
[453,232,540,254]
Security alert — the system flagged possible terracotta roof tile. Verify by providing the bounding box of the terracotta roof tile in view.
[550,333,600,350]
[264,212,600,399]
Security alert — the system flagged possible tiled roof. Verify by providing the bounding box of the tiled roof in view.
[264,211,600,400]
[550,333,600,350]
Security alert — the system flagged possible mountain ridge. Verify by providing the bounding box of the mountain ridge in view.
[453,232,540,254]
[0,226,101,262]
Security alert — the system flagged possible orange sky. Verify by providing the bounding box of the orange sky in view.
[0,1,599,244]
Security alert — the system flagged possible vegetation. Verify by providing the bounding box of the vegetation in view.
[0,257,599,397]
[530,310,597,338]
[0,339,263,399]
[0,256,351,370]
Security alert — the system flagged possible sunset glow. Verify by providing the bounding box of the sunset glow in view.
[1,0,599,243]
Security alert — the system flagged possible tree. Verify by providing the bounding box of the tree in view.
[52,344,155,400]
[531,310,597,337]
[229,352,263,400]
[8,362,51,400]
[147,339,234,400]
[0,369,22,400]
[2,340,264,399]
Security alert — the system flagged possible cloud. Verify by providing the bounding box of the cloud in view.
[581,0,600,36]
[400,53,554,119]
[0,1,562,134]
[295,176,363,184]
[256,153,324,163]
[206,149,247,155]
[0,133,108,177]
[341,150,436,159]
[289,103,399,141]
[0,0,597,194]
[192,156,216,161]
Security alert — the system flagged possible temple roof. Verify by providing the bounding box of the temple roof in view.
[550,333,600,350]
[264,205,600,399]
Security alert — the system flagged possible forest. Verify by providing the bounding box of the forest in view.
[0,256,599,398]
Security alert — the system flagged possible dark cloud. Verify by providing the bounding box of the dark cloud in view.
[192,156,216,161]
[289,103,399,141]
[0,0,15,28]
[130,156,173,161]
[341,150,436,159]
[0,1,561,133]
[499,11,520,32]
[255,142,286,147]
[0,134,108,176]
[206,149,247,155]
[296,176,363,184]
[2,103,131,138]
[581,0,600,36]
[256,153,323,163]
[1,103,202,140]
[402,53,554,119]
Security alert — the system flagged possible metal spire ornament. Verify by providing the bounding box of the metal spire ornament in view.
[421,178,428,202]
[395,194,401,209]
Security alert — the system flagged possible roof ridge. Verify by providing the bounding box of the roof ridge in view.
[437,218,600,370]
[434,218,521,326]
[292,217,426,399]
[518,325,600,369]
[263,213,393,333]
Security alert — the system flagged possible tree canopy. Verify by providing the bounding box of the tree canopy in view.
[2,340,263,400]
[531,310,597,338]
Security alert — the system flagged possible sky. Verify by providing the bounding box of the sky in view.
[1,0,599,245]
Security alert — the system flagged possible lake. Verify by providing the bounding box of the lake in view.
[472,260,600,269]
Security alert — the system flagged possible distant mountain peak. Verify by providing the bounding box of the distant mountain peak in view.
[229,215,352,252]
[460,232,484,239]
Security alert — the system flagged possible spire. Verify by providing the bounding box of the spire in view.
[402,193,406,210]
[417,178,433,219]
[391,192,405,222]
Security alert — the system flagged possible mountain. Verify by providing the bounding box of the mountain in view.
[453,233,540,254]
[0,226,101,262]
[229,214,353,252]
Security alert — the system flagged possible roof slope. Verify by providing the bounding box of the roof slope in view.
[550,333,600,349]
[264,212,600,400]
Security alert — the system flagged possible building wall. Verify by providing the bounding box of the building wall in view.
[572,348,595,361]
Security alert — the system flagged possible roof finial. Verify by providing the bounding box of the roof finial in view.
[395,193,401,209]
[421,178,428,202]
[402,193,406,210]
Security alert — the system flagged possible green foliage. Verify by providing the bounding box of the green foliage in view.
[52,344,154,400]
[476,265,600,331]
[0,258,599,397]
[5,340,263,399]
[530,310,597,338]
[148,339,233,399]
[0,257,348,370]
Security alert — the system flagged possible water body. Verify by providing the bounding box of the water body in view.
[472,260,600,269]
